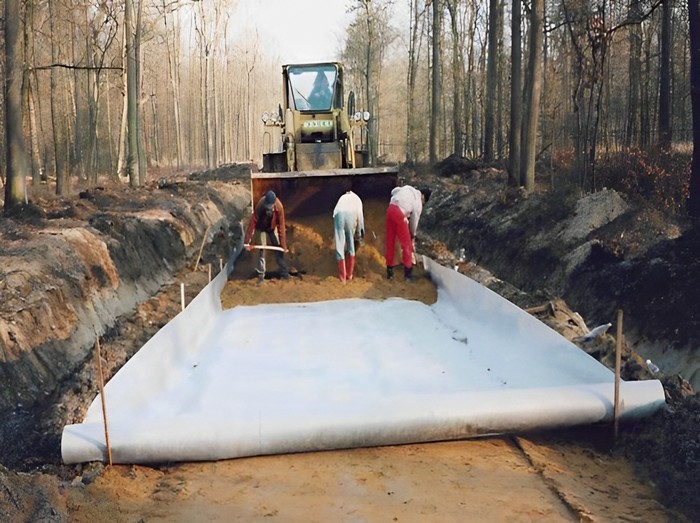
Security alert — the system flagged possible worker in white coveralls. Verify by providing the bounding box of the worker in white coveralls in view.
[245,190,289,284]
[333,184,365,283]
[385,185,431,282]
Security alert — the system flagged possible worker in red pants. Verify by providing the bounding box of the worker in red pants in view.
[385,185,431,282]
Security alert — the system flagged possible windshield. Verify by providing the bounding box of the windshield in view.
[287,65,338,111]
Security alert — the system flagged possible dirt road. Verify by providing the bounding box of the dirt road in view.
[62,432,670,522]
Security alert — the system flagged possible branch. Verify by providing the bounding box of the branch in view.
[29,64,123,72]
[608,0,664,35]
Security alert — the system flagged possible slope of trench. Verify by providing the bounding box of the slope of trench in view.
[0,178,252,471]
[415,168,700,388]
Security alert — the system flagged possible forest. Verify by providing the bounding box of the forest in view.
[1,0,700,217]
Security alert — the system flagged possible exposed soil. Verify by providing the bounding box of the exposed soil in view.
[0,162,698,522]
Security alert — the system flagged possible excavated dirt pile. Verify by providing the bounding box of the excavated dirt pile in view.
[0,162,698,521]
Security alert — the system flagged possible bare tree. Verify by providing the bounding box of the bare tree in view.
[125,0,141,186]
[23,0,46,187]
[85,2,119,184]
[244,35,259,164]
[47,0,69,195]
[445,0,466,157]
[658,0,672,149]
[405,0,428,163]
[484,0,503,162]
[689,0,700,217]
[508,0,522,186]
[4,0,31,209]
[626,0,643,148]
[344,0,396,166]
[429,0,443,164]
[157,0,185,169]
[520,0,544,192]
[135,0,147,184]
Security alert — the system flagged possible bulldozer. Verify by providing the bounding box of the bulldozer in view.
[252,62,399,217]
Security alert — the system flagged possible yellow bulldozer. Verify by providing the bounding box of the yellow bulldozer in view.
[252,62,399,217]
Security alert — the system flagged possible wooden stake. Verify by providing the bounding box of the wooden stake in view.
[208,263,212,282]
[180,283,186,311]
[95,337,113,466]
[192,224,212,272]
[613,309,623,439]
[219,258,223,272]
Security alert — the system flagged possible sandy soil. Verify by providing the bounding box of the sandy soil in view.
[63,434,670,522]
[223,199,438,307]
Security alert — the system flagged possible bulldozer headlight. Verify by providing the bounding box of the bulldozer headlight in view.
[261,111,270,123]
[363,111,371,122]
[354,111,362,122]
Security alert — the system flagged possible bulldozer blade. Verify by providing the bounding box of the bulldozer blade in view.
[250,166,399,218]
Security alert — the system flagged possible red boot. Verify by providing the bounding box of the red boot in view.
[346,255,356,281]
[337,259,347,283]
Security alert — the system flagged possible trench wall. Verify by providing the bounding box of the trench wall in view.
[0,180,250,412]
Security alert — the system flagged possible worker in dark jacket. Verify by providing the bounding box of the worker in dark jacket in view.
[385,185,431,282]
[245,190,289,283]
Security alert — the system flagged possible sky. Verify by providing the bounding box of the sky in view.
[235,0,355,64]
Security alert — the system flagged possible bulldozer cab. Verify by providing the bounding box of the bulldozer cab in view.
[255,62,398,218]
[288,65,338,113]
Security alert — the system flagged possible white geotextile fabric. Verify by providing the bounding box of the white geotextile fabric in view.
[61,257,666,464]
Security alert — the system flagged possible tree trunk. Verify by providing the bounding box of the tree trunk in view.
[48,0,67,196]
[520,0,543,192]
[125,0,140,186]
[86,31,99,184]
[508,0,522,186]
[361,0,378,167]
[135,0,146,184]
[658,0,672,150]
[688,0,700,217]
[496,12,505,158]
[626,1,642,148]
[430,0,443,164]
[4,0,30,209]
[641,35,652,147]
[151,92,160,164]
[24,0,45,187]
[484,0,502,162]
[445,0,464,156]
[71,25,84,180]
[405,0,423,163]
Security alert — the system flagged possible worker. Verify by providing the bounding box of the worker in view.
[244,190,289,284]
[308,71,332,110]
[385,185,431,282]
[333,184,365,283]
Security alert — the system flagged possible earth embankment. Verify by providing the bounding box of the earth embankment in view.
[413,164,700,388]
[0,168,251,417]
